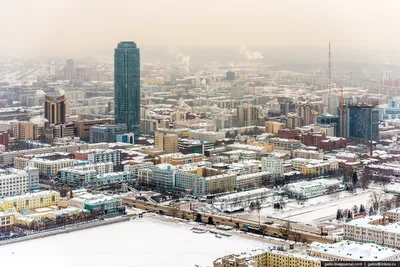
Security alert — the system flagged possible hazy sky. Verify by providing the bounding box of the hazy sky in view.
[1,0,400,57]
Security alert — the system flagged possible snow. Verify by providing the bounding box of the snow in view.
[236,189,388,224]
[0,217,266,267]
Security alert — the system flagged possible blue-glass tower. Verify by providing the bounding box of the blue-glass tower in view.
[114,41,140,137]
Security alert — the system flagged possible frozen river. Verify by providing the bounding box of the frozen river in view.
[0,216,266,267]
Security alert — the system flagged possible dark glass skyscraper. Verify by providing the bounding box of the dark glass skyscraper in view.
[114,41,140,137]
[346,105,379,141]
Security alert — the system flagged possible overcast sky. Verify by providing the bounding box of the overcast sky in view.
[1,0,400,57]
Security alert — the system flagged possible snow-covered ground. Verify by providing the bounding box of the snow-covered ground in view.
[0,216,267,267]
[236,188,391,224]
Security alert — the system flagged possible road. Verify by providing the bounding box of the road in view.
[122,197,333,244]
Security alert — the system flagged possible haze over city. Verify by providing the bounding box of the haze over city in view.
[2,0,400,64]
[2,1,400,267]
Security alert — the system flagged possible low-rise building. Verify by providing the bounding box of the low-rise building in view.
[213,248,322,267]
[157,152,202,165]
[213,188,274,212]
[0,190,60,211]
[385,208,400,222]
[343,215,400,249]
[70,189,124,216]
[309,240,400,261]
[0,211,16,232]
[236,171,272,191]
[205,173,237,194]
[285,179,341,199]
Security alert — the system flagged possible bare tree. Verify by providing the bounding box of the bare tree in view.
[359,171,371,190]
[170,203,180,218]
[249,201,256,212]
[279,221,291,240]
[352,205,359,214]
[255,200,262,226]
[380,198,393,214]
[370,192,383,213]
[391,195,400,208]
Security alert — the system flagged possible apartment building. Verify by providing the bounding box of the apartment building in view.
[0,143,108,167]
[0,168,39,197]
[27,158,76,177]
[75,149,121,167]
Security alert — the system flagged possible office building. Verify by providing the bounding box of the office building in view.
[70,189,124,216]
[316,113,340,137]
[114,41,141,136]
[154,132,179,153]
[226,71,235,80]
[89,124,127,143]
[75,119,114,141]
[346,105,379,141]
[65,59,74,81]
[44,95,67,125]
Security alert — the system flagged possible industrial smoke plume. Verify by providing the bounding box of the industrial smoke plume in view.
[240,45,264,60]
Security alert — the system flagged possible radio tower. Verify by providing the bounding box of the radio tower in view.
[328,42,331,112]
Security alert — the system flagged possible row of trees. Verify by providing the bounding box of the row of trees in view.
[15,212,94,233]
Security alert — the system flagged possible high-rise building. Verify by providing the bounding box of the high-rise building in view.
[296,102,313,126]
[236,104,262,127]
[65,59,74,81]
[346,105,379,141]
[10,121,39,140]
[44,95,67,125]
[114,41,141,137]
[226,71,235,80]
[76,67,86,83]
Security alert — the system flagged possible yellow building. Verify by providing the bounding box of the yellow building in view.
[214,249,322,267]
[154,132,179,153]
[265,121,284,135]
[0,211,16,232]
[205,173,237,194]
[143,77,164,85]
[301,162,330,176]
[0,190,60,211]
